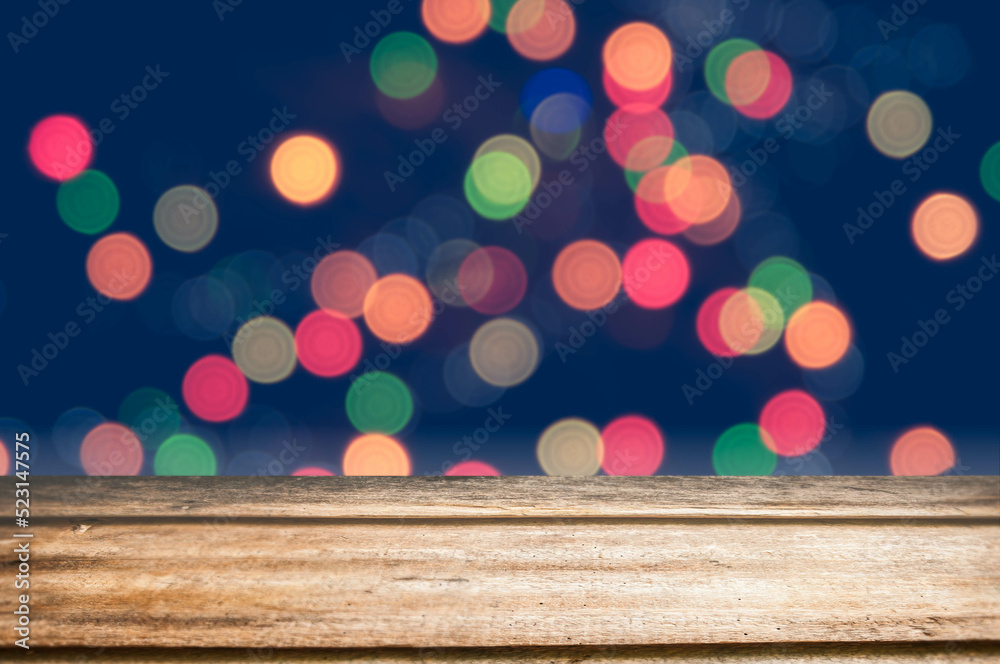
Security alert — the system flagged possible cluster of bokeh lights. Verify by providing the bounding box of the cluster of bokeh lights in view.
[11,0,989,479]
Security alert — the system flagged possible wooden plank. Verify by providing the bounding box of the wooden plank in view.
[2,517,997,648]
[1,477,996,653]
[3,642,999,663]
[10,476,999,520]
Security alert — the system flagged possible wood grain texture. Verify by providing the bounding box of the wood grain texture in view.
[9,475,999,519]
[3,643,999,663]
[2,518,998,648]
[0,477,996,654]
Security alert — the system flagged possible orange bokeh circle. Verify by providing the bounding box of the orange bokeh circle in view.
[506,0,576,61]
[80,422,143,476]
[363,274,435,344]
[890,426,955,476]
[785,301,851,369]
[664,155,733,225]
[270,135,340,205]
[423,0,491,43]
[552,239,621,310]
[603,22,672,92]
[85,233,153,301]
[718,289,764,355]
[911,193,979,261]
[343,434,411,475]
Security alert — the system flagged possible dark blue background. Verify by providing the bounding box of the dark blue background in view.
[2,0,997,475]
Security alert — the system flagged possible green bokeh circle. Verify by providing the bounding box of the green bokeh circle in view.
[743,286,786,355]
[704,39,762,105]
[370,31,438,100]
[346,371,414,435]
[464,152,532,220]
[980,142,1000,202]
[56,170,119,234]
[154,434,217,475]
[748,256,813,318]
[489,0,518,32]
[712,423,777,476]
